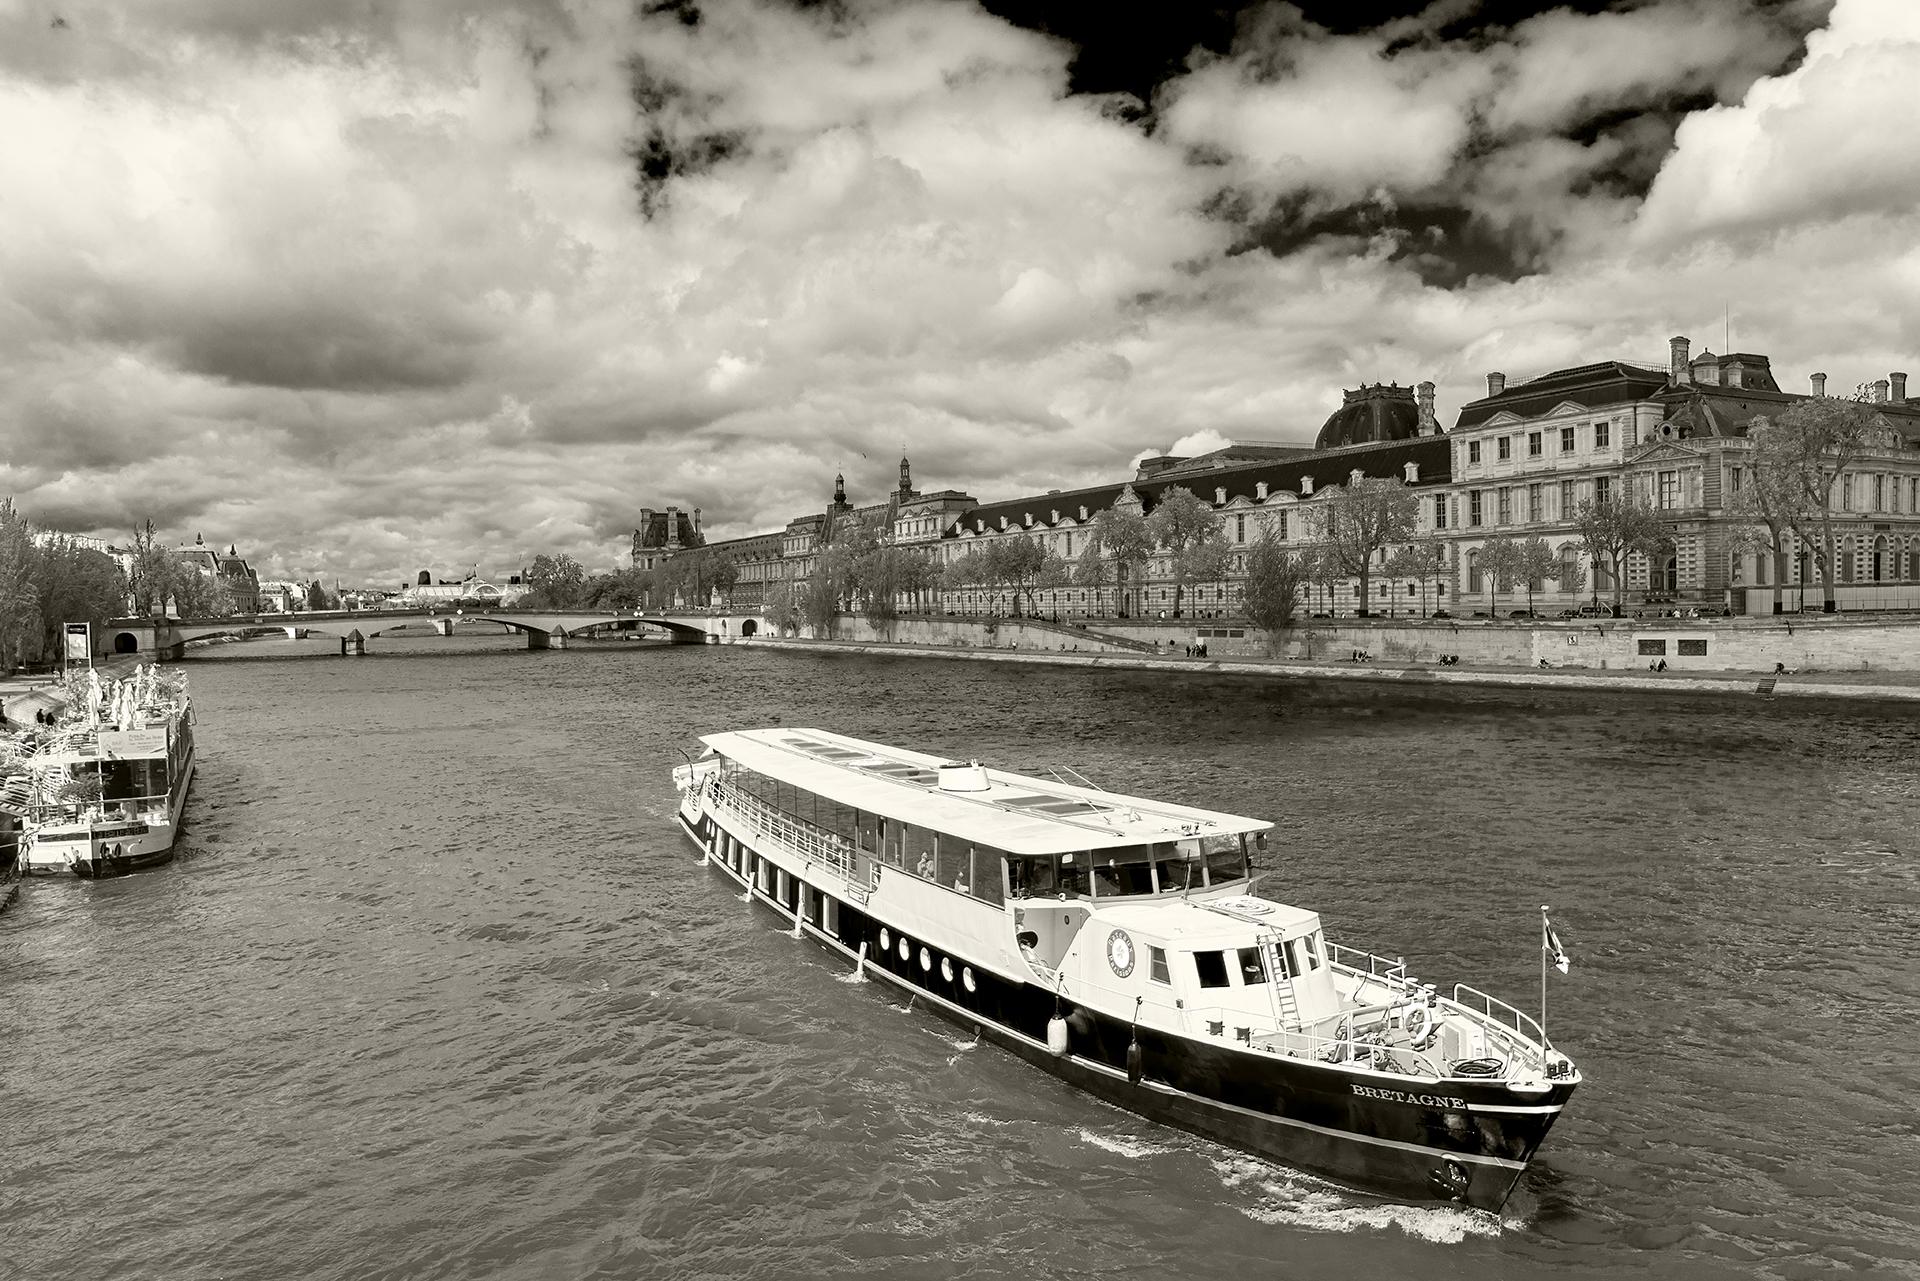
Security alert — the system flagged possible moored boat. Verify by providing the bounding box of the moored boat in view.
[15,666,195,880]
[672,728,1580,1212]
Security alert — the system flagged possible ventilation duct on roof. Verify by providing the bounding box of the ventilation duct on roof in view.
[938,761,989,792]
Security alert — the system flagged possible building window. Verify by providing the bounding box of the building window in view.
[1278,512,1289,540]
[1595,476,1613,504]
[1469,491,1483,526]
[1561,426,1575,453]
[1235,515,1246,543]
[1594,421,1611,449]
[1469,440,1482,464]
[1528,483,1542,523]
[1841,473,1853,511]
[1658,471,1680,509]
[1528,431,1542,457]
[1638,639,1667,656]
[1497,436,1512,461]
[1468,549,1482,594]
[1873,474,1885,511]
[1729,466,1743,495]
[1678,639,1708,657]
[1497,488,1512,524]
[1560,480,1576,519]
[1433,495,1448,529]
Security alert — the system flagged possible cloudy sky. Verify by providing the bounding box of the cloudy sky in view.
[3,0,1917,586]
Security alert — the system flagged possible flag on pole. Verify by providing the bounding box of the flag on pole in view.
[1542,907,1570,974]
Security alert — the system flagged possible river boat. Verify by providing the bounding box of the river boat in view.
[16,668,195,880]
[672,728,1580,1212]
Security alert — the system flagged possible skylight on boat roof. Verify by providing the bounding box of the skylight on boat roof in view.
[997,793,1110,815]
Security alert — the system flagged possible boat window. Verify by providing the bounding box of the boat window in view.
[1306,932,1323,970]
[1193,950,1231,989]
[1058,853,1090,899]
[1285,938,1307,978]
[1236,947,1267,985]
[1152,854,1192,894]
[1202,833,1247,887]
[1271,942,1292,980]
[1149,946,1170,985]
[930,828,968,891]
[971,845,1008,906]
[855,809,879,854]
[1006,854,1058,899]
[905,824,939,879]
[1091,848,1154,898]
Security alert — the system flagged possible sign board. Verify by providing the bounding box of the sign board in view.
[98,729,168,759]
[64,622,91,661]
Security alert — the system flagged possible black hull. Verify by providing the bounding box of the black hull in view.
[67,847,176,879]
[679,810,1572,1213]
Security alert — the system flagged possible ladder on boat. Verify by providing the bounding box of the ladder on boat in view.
[1263,938,1301,1030]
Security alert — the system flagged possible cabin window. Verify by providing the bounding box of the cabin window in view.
[1006,854,1059,899]
[1092,851,1153,898]
[1201,834,1246,886]
[856,810,880,855]
[905,823,940,880]
[1285,938,1307,978]
[1058,854,1091,898]
[1193,951,1231,989]
[970,845,1009,906]
[1236,947,1267,985]
[931,828,968,891]
[1153,852,1192,894]
[1305,933,1323,970]
[1149,946,1170,985]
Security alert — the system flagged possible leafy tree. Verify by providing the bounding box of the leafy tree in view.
[1071,541,1111,615]
[27,536,123,664]
[761,580,801,635]
[1145,486,1224,618]
[1180,527,1234,617]
[127,518,176,617]
[981,535,1048,614]
[800,562,843,637]
[170,567,235,619]
[1514,536,1559,616]
[524,553,588,608]
[1745,397,1883,613]
[1383,539,1447,618]
[1312,476,1419,617]
[1572,496,1670,612]
[305,580,339,611]
[0,500,41,670]
[1477,535,1522,616]
[1303,546,1343,616]
[1088,506,1153,617]
[1242,524,1307,640]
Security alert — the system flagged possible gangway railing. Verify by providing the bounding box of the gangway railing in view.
[1451,983,1550,1050]
[705,777,854,879]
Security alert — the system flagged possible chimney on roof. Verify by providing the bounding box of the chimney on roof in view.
[1416,381,1436,434]
[1874,378,1890,404]
[693,507,702,532]
[1255,482,1268,500]
[1892,372,1907,403]
[1811,372,1827,397]
[1669,335,1691,385]
[1486,372,1505,397]
[1301,475,1314,495]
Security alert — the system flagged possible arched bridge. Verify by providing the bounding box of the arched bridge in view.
[103,608,767,659]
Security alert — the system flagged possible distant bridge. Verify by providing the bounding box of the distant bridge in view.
[103,608,766,659]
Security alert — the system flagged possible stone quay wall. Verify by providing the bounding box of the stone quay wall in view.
[807,614,1920,674]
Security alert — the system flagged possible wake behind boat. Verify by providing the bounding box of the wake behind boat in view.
[10,665,195,880]
[672,728,1580,1212]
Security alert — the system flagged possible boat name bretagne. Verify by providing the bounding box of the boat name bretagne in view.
[1351,1084,1469,1109]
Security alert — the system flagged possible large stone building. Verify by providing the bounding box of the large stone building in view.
[643,334,1920,621]
[1442,336,1920,613]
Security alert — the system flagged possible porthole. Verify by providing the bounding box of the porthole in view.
[962,967,977,993]
[919,947,933,972]
[898,936,911,961]
[941,958,954,983]
[879,928,891,951]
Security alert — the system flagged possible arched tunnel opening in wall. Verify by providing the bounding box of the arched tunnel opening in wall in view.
[740,619,758,637]
[114,632,140,654]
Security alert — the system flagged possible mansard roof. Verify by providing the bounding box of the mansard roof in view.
[1655,383,1920,446]
[1454,361,1670,431]
[949,436,1451,536]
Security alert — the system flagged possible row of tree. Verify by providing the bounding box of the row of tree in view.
[0,502,133,670]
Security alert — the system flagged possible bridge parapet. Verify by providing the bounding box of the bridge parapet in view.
[104,607,768,656]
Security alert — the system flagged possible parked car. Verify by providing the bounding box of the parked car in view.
[1558,608,1581,618]
[1431,609,1452,620]
[1576,603,1613,618]
[1509,609,1537,618]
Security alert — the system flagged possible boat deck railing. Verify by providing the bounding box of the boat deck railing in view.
[1450,982,1550,1052]
[706,777,855,879]
[1328,944,1415,993]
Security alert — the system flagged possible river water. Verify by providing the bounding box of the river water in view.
[3,635,1917,1280]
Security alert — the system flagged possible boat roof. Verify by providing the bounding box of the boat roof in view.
[1098,895,1322,944]
[700,727,1272,856]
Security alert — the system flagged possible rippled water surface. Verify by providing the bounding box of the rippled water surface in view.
[4,636,1918,1280]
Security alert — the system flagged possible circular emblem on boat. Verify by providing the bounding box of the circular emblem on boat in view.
[962,967,976,993]
[941,958,954,983]
[919,947,932,972]
[1106,928,1136,978]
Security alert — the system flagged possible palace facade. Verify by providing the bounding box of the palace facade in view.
[643,333,1920,619]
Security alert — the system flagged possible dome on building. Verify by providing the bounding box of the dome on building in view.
[1314,383,1425,450]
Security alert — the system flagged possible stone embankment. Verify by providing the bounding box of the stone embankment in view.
[741,614,1920,703]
